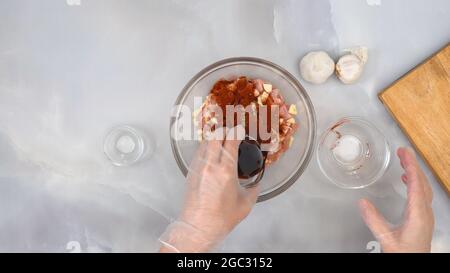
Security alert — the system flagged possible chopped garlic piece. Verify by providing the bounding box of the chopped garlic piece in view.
[259,92,269,103]
[210,117,218,124]
[257,97,264,106]
[288,104,297,115]
[287,117,296,124]
[289,137,294,147]
[263,83,273,92]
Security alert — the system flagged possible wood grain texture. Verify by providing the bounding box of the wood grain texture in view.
[379,43,450,195]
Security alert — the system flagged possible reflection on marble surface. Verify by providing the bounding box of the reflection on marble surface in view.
[0,0,449,252]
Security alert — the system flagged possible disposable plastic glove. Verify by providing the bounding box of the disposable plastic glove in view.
[359,147,434,253]
[159,126,260,252]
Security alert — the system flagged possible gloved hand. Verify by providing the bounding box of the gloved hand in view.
[359,147,434,253]
[159,126,260,252]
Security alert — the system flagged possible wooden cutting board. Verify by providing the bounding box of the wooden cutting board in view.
[379,43,450,195]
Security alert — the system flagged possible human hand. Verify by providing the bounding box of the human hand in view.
[358,147,434,253]
[159,126,259,252]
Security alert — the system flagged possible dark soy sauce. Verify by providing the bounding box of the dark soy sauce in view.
[237,138,267,179]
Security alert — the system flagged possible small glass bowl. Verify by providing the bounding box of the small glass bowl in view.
[104,125,150,166]
[317,117,391,189]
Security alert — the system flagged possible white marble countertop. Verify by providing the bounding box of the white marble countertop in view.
[0,0,449,252]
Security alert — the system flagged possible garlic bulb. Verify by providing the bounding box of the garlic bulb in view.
[299,51,335,84]
[336,47,368,84]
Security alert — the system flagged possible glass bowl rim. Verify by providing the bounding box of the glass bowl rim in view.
[170,57,317,202]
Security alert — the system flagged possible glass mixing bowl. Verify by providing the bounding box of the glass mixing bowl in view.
[170,57,316,202]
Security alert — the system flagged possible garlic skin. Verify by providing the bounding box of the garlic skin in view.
[344,46,368,65]
[336,54,364,84]
[299,51,335,84]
